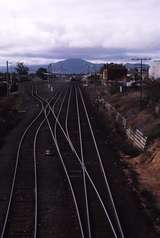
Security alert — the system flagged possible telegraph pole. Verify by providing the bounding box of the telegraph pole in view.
[132,57,151,107]
[140,58,143,105]
[6,61,9,96]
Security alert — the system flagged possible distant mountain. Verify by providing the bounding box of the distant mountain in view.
[28,64,48,73]
[0,59,103,74]
[0,66,7,73]
[0,59,151,74]
[49,58,103,74]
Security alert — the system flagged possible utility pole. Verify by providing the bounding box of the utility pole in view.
[88,65,90,75]
[47,64,51,83]
[6,61,9,96]
[140,58,143,105]
[132,57,151,107]
[106,63,109,81]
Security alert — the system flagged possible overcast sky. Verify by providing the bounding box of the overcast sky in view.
[0,0,160,64]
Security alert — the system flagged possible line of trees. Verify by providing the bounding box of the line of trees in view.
[0,63,49,82]
[100,63,127,81]
[36,67,48,79]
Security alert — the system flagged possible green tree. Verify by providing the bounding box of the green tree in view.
[15,63,29,75]
[36,67,48,79]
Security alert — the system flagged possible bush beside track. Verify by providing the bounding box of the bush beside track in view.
[0,95,22,148]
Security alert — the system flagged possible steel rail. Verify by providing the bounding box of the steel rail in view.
[49,85,118,238]
[35,86,85,238]
[0,86,45,238]
[65,85,78,151]
[32,87,60,238]
[78,86,125,238]
[54,87,69,144]
[65,85,75,151]
[33,104,43,238]
[75,86,92,238]
[44,97,85,238]
[53,85,92,237]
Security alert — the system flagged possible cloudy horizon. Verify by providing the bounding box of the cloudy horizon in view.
[0,0,160,65]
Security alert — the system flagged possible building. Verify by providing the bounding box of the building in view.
[100,64,108,85]
[149,61,160,79]
[102,68,108,81]
[125,63,149,80]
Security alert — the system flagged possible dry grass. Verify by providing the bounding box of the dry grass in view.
[0,95,21,147]
[107,91,160,136]
[88,84,160,216]
[127,139,160,208]
[107,90,160,206]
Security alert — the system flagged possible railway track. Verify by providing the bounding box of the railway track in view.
[0,86,44,238]
[77,86,124,237]
[0,83,61,238]
[1,81,125,238]
[44,82,125,238]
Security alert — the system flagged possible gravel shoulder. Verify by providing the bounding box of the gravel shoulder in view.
[0,81,41,232]
[84,83,160,237]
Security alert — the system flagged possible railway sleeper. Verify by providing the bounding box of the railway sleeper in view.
[8,231,33,237]
[14,197,33,203]
[70,169,82,179]
[8,224,33,232]
[9,219,33,227]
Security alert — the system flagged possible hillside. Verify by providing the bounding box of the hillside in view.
[28,58,103,74]
[85,82,160,234]
[49,58,103,74]
[0,59,103,74]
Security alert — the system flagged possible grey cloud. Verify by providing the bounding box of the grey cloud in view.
[0,47,127,59]
[0,0,159,64]
[2,46,160,60]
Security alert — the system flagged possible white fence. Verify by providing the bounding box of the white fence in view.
[126,128,148,151]
[97,98,148,151]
